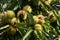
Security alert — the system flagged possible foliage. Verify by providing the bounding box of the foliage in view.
[0,0,60,40]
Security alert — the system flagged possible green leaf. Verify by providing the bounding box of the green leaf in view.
[41,23,51,34]
[0,25,9,30]
[37,30,48,40]
[34,30,42,40]
[52,28,58,35]
[13,5,18,11]
[42,31,49,37]
[57,20,60,26]
[52,9,60,27]
[16,23,30,30]
[16,23,26,27]
[40,0,49,13]
[17,0,23,9]
[27,12,35,25]
[22,29,33,40]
